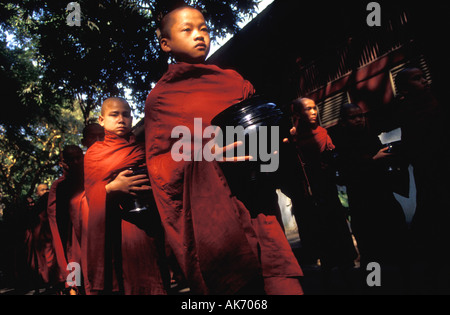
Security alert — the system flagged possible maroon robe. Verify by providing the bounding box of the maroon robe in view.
[68,190,89,293]
[25,193,57,285]
[47,176,69,284]
[295,125,336,156]
[84,131,168,295]
[145,62,303,295]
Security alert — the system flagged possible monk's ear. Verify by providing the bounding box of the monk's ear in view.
[160,37,172,54]
[98,115,105,127]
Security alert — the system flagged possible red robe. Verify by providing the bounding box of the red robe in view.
[25,193,57,285]
[48,170,94,294]
[145,62,303,295]
[47,176,70,284]
[84,131,168,295]
[68,190,90,293]
[296,125,336,155]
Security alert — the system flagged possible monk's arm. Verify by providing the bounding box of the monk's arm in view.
[105,170,151,196]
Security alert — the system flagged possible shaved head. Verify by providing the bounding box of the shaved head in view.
[158,5,202,39]
[101,97,131,116]
[99,97,133,137]
[36,184,49,197]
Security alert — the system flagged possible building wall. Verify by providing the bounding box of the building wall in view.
[209,1,448,132]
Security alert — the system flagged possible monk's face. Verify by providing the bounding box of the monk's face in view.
[401,68,431,95]
[36,184,49,197]
[99,100,133,137]
[300,99,319,126]
[161,8,211,63]
[344,106,366,130]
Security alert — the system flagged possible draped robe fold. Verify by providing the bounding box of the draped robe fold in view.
[84,131,168,294]
[145,63,303,295]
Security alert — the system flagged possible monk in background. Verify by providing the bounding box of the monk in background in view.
[47,145,85,294]
[289,98,358,293]
[84,97,168,295]
[394,67,450,294]
[22,184,55,294]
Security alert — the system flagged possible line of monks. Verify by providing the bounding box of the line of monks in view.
[7,5,450,295]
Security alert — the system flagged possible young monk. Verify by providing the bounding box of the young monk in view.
[394,68,450,293]
[24,184,56,293]
[84,97,168,295]
[47,145,85,294]
[145,5,303,295]
[333,103,409,292]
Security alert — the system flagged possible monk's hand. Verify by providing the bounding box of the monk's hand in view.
[105,170,152,196]
[213,141,254,162]
[282,126,297,144]
[373,146,393,160]
[206,127,253,162]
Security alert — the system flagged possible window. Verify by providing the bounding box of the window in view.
[317,91,351,128]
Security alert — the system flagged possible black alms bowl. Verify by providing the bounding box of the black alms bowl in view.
[211,96,287,133]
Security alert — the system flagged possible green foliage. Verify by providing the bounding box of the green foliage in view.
[0,0,260,206]
[0,36,83,204]
[2,0,259,119]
